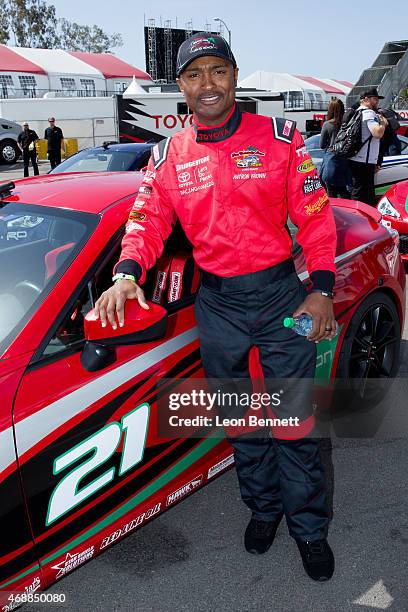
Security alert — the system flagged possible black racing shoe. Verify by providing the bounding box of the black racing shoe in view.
[295,538,335,581]
[244,517,282,555]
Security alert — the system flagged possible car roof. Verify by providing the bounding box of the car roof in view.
[1,172,142,213]
[81,142,153,153]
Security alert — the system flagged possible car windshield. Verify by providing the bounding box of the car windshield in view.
[0,203,97,355]
[52,147,151,173]
[399,135,408,154]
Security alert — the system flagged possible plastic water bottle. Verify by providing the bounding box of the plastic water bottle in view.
[283,315,313,336]
[283,316,338,337]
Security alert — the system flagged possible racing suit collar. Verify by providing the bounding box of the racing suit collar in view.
[193,103,242,143]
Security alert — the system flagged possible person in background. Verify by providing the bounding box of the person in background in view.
[349,88,388,206]
[379,108,401,157]
[17,122,39,178]
[44,117,64,169]
[319,99,350,198]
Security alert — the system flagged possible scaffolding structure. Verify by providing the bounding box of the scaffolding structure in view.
[164,20,173,83]
[147,19,158,82]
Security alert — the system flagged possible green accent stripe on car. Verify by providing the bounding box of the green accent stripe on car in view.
[0,563,41,590]
[375,184,393,196]
[314,325,342,383]
[0,436,222,588]
[405,195,408,214]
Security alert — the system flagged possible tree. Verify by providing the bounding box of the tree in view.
[0,0,123,53]
[58,19,123,53]
[0,0,10,44]
[6,0,60,48]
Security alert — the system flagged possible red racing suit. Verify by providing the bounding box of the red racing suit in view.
[115,104,337,290]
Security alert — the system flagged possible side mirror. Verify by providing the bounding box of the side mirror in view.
[80,300,168,372]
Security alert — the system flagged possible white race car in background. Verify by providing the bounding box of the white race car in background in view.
[304,134,408,198]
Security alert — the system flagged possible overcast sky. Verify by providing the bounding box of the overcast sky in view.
[52,0,408,83]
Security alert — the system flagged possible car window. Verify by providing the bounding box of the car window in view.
[0,203,96,355]
[41,222,197,359]
[53,147,152,173]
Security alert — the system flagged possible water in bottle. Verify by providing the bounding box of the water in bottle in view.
[283,315,314,336]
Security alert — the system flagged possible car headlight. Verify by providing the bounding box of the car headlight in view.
[377,197,400,219]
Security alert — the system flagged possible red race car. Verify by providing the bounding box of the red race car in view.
[377,179,408,263]
[0,174,405,605]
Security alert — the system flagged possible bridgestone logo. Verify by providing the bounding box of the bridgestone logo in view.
[152,271,166,303]
[169,272,181,302]
[166,475,203,506]
[207,454,234,479]
[176,156,209,171]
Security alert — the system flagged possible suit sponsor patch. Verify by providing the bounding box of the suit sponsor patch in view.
[304,194,329,215]
[129,211,147,222]
[297,159,315,174]
[302,175,323,194]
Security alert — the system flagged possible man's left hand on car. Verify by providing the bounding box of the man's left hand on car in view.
[292,292,336,342]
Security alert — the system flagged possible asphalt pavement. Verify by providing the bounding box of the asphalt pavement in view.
[2,160,406,611]
[0,160,49,183]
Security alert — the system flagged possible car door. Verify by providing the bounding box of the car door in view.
[11,227,211,589]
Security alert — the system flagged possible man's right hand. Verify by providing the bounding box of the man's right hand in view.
[94,280,149,330]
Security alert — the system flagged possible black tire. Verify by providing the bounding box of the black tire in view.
[334,291,401,408]
[0,140,19,164]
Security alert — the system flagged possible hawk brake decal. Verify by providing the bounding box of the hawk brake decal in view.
[46,403,150,526]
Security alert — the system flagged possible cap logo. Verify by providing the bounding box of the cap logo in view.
[190,37,217,53]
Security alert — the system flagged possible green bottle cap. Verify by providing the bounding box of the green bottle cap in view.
[283,317,295,328]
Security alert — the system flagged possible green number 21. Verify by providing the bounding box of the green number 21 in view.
[46,403,150,526]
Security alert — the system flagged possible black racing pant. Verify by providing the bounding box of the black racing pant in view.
[194,261,329,541]
[48,150,61,169]
[23,149,39,177]
[326,184,349,199]
[350,160,376,206]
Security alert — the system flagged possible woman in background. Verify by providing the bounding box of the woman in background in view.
[320,98,351,198]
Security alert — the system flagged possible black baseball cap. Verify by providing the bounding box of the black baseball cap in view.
[360,87,384,99]
[176,32,237,77]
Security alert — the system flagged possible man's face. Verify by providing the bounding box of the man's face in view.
[48,119,55,127]
[363,96,380,111]
[23,124,29,130]
[177,56,238,126]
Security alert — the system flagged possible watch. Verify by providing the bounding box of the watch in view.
[311,290,334,299]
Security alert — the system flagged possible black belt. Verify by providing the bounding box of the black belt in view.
[200,258,296,292]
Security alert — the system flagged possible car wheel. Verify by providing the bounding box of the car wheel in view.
[0,140,19,164]
[334,291,401,407]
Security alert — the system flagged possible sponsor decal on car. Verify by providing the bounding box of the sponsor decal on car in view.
[166,475,204,506]
[100,503,162,549]
[129,211,147,222]
[2,576,41,611]
[207,454,234,479]
[302,175,323,195]
[176,156,210,172]
[51,546,94,579]
[297,159,315,174]
[231,146,265,169]
[304,195,329,216]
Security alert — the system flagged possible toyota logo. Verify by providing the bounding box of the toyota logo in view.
[178,172,190,183]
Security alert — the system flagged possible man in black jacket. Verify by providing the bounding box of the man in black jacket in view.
[44,117,64,169]
[17,122,39,177]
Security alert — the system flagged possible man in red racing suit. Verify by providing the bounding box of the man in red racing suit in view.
[96,33,337,581]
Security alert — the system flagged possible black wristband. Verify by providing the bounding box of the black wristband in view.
[310,270,335,293]
[114,259,142,282]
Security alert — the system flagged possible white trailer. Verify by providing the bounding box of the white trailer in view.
[0,97,117,150]
[117,90,284,142]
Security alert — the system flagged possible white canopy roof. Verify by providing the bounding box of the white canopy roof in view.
[10,47,104,78]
